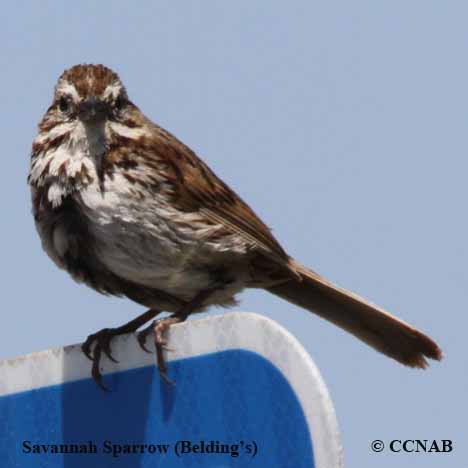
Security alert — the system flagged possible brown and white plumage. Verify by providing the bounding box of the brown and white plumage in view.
[28,64,442,383]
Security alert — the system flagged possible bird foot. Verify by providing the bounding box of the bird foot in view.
[81,327,123,391]
[137,316,182,384]
[81,308,160,391]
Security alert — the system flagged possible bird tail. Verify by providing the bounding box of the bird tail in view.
[267,260,442,368]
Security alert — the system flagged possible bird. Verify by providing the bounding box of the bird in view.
[28,64,442,389]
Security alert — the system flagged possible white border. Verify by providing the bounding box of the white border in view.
[0,312,343,468]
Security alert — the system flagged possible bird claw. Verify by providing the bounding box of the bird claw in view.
[101,336,119,364]
[90,346,110,392]
[82,345,94,362]
[81,336,96,362]
[137,325,154,353]
[82,328,119,363]
[136,318,179,383]
[82,327,123,389]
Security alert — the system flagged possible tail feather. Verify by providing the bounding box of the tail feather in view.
[267,260,442,368]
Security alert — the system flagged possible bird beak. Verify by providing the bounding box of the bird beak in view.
[78,97,109,123]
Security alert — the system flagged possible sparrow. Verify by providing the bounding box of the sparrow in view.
[28,64,442,389]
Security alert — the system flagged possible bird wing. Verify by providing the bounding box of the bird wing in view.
[152,125,292,267]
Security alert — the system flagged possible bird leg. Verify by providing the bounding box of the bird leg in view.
[82,308,161,390]
[137,288,216,384]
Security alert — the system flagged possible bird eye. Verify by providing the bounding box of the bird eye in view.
[59,96,71,113]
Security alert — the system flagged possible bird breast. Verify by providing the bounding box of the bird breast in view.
[75,168,250,301]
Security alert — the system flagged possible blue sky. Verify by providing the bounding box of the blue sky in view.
[1,2,466,466]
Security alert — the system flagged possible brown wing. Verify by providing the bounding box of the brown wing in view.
[153,125,291,266]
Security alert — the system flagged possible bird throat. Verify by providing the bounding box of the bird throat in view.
[83,120,108,193]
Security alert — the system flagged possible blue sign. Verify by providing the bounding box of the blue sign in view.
[0,312,342,467]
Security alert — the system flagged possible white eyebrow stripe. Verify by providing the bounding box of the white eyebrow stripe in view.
[55,81,80,101]
[102,82,122,100]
